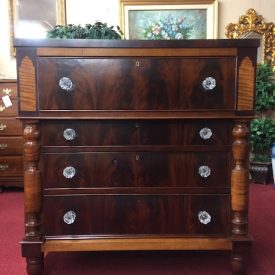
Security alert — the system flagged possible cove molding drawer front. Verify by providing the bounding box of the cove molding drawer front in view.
[37,57,236,111]
[43,194,230,237]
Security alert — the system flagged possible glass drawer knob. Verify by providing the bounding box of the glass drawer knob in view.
[198,211,211,225]
[63,211,76,224]
[63,166,76,179]
[59,77,74,91]
[199,127,212,140]
[198,165,211,178]
[202,77,216,90]
[63,128,76,141]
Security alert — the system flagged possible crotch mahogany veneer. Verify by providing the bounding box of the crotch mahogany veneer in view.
[14,39,259,275]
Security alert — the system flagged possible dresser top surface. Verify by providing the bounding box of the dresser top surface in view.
[14,38,260,49]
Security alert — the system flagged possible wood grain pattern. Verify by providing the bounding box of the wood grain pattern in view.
[0,118,22,136]
[43,194,230,236]
[43,238,232,252]
[37,57,236,111]
[40,120,230,146]
[23,122,41,237]
[231,122,249,236]
[42,151,230,189]
[19,56,36,112]
[37,48,237,57]
[237,57,255,111]
[0,137,23,155]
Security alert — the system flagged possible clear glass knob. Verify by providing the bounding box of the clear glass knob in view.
[63,128,76,141]
[198,211,211,225]
[199,127,212,140]
[59,77,73,91]
[198,165,211,178]
[63,166,76,179]
[63,211,76,224]
[202,77,216,90]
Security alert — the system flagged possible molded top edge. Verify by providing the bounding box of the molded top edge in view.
[14,38,260,48]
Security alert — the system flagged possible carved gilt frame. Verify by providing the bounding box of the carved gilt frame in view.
[225,9,275,68]
[9,0,67,56]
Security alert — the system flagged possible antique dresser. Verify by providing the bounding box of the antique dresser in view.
[15,39,258,274]
[0,79,23,189]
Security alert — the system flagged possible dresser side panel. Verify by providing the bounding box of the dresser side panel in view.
[18,56,37,112]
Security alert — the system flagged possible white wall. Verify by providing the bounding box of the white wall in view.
[0,0,17,79]
[1,0,275,79]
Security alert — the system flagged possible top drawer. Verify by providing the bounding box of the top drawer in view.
[37,57,236,111]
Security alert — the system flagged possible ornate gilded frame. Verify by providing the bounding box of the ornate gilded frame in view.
[225,9,275,68]
[8,0,67,56]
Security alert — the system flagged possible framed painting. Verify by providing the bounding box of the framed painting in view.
[9,0,66,55]
[120,0,218,40]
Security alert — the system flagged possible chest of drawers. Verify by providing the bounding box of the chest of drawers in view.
[0,79,23,189]
[15,39,258,274]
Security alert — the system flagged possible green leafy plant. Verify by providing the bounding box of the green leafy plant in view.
[250,62,275,163]
[255,62,275,112]
[47,22,123,39]
[250,118,275,162]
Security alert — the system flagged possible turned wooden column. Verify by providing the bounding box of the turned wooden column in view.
[21,121,44,275]
[231,121,250,274]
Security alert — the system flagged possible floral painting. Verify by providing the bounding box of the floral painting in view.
[120,1,218,40]
[128,10,207,40]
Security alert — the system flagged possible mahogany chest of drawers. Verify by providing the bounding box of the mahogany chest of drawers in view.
[0,79,23,189]
[15,39,258,274]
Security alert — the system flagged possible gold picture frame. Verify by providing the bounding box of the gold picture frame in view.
[225,9,275,68]
[120,0,218,40]
[9,0,67,56]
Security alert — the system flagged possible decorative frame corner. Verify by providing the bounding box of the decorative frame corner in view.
[225,8,275,68]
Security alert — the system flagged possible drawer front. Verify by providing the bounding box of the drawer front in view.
[42,152,230,189]
[0,137,23,155]
[0,118,22,136]
[0,156,23,177]
[37,57,236,111]
[41,120,230,146]
[0,98,18,115]
[0,82,17,98]
[43,194,230,236]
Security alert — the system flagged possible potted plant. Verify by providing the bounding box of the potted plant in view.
[249,62,275,184]
[47,22,123,39]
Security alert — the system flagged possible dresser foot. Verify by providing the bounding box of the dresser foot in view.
[231,253,245,274]
[230,240,251,275]
[26,255,44,275]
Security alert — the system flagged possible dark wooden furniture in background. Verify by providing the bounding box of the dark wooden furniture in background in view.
[15,39,259,275]
[0,79,23,190]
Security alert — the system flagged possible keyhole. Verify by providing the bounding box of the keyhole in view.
[136,61,140,67]
[136,154,140,161]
